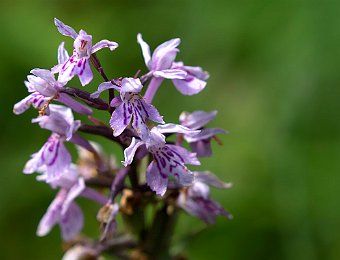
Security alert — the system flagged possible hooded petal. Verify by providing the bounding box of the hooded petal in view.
[121,78,143,93]
[30,69,56,85]
[91,40,119,53]
[54,18,78,39]
[122,137,144,167]
[151,38,180,71]
[137,33,151,69]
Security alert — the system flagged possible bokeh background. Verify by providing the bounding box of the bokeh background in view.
[1,0,340,259]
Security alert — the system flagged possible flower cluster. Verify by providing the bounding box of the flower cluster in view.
[14,18,231,259]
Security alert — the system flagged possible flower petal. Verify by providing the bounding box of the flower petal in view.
[62,178,85,215]
[194,171,232,189]
[172,76,207,95]
[166,144,200,165]
[156,123,200,136]
[121,78,143,93]
[180,110,217,129]
[153,69,187,79]
[57,42,70,65]
[146,161,168,196]
[54,18,78,39]
[122,137,144,167]
[36,192,64,237]
[91,82,120,98]
[78,59,93,86]
[60,203,84,241]
[137,33,152,69]
[152,38,180,71]
[110,103,133,137]
[91,40,119,53]
[184,128,226,142]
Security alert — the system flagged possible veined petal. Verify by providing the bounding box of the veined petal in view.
[110,103,132,137]
[57,93,93,115]
[194,171,232,189]
[137,33,151,69]
[180,110,217,129]
[91,40,119,53]
[122,137,144,167]
[166,144,200,165]
[153,69,187,79]
[13,93,48,115]
[141,100,164,124]
[54,18,78,39]
[91,81,120,98]
[78,59,93,86]
[156,123,200,136]
[146,161,168,196]
[60,203,84,241]
[172,76,207,95]
[57,42,70,65]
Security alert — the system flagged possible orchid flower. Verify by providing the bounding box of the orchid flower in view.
[23,105,80,181]
[54,18,119,86]
[123,124,201,196]
[36,166,85,241]
[91,77,164,139]
[13,63,92,115]
[177,171,232,224]
[137,34,209,102]
[180,111,226,157]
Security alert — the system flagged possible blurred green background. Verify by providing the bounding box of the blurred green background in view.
[1,0,340,259]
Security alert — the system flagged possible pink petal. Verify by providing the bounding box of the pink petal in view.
[54,18,78,39]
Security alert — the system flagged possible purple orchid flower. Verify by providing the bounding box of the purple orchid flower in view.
[23,105,81,181]
[180,110,226,157]
[177,171,232,224]
[13,56,92,115]
[54,18,119,86]
[36,166,85,241]
[137,34,209,102]
[37,164,108,241]
[91,77,164,138]
[123,124,201,196]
